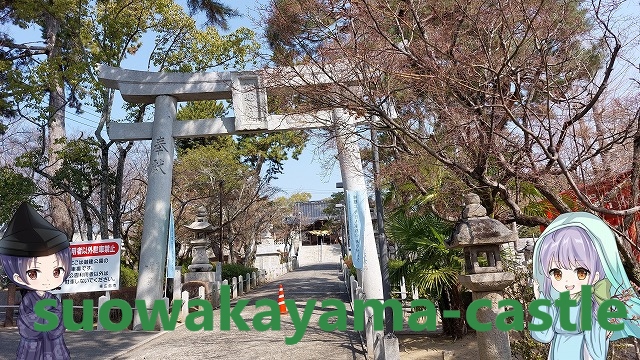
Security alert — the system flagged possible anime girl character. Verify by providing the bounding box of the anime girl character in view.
[0,202,72,360]
[530,212,640,360]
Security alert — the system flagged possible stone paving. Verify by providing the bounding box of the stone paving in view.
[0,262,366,360]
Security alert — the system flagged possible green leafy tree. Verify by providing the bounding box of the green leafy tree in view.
[88,0,259,243]
[236,131,308,182]
[51,137,102,239]
[1,0,92,237]
[322,191,345,216]
[185,0,238,30]
[2,0,261,251]
[172,96,308,266]
[175,100,228,153]
[0,167,37,224]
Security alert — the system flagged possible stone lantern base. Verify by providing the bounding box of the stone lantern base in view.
[459,272,515,360]
[447,194,517,360]
[187,238,213,272]
[458,272,515,292]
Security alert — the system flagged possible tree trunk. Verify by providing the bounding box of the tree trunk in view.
[449,284,468,338]
[243,238,257,267]
[112,143,132,239]
[439,285,468,338]
[95,89,116,240]
[228,236,234,264]
[81,201,92,240]
[44,11,73,238]
[99,144,110,239]
[438,292,453,336]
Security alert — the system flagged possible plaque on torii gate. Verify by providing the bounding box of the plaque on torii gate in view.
[97,65,384,331]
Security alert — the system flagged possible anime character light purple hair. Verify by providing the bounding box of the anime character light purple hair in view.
[530,212,640,360]
[536,226,605,316]
[0,203,72,360]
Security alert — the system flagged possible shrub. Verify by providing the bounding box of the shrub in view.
[104,287,138,328]
[279,251,289,264]
[120,265,138,287]
[503,258,549,359]
[510,330,549,360]
[221,263,257,282]
[180,256,193,274]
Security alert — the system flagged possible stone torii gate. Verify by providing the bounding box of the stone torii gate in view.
[97,65,385,330]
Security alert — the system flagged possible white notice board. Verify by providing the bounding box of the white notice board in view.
[52,238,122,294]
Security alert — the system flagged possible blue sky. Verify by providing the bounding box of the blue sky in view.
[226,0,344,201]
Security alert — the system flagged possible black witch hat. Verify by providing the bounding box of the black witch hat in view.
[0,202,69,257]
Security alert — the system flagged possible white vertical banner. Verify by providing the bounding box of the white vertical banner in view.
[166,208,176,279]
[346,190,367,269]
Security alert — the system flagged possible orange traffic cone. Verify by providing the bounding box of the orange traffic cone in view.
[278,284,288,315]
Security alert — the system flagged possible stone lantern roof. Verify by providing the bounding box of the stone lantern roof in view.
[447,193,517,248]
[185,206,214,232]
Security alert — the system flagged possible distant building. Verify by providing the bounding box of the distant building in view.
[292,200,340,245]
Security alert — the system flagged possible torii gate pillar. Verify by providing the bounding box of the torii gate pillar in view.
[134,95,176,329]
[333,108,383,301]
[334,109,386,359]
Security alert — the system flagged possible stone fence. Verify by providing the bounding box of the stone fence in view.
[341,260,378,359]
[178,259,298,310]
[260,259,298,283]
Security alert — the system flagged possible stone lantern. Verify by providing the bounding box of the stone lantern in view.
[447,193,517,360]
[185,206,214,273]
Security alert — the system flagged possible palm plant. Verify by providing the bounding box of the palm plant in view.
[386,210,468,337]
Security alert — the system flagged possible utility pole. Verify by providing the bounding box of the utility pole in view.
[371,123,394,335]
[335,203,347,258]
[218,180,224,264]
[298,211,302,247]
